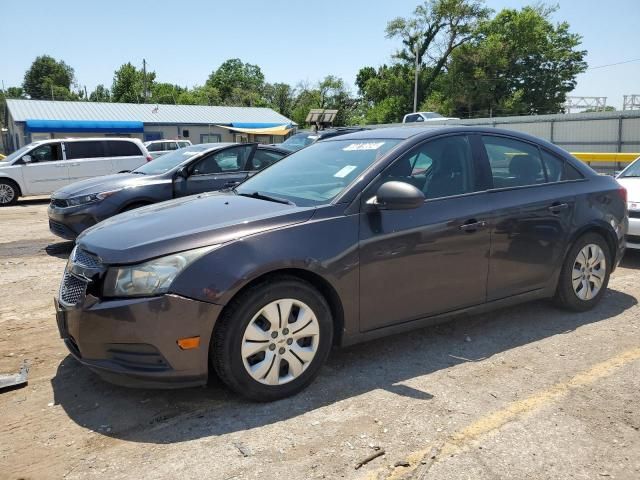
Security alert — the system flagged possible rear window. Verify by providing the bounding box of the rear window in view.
[65,141,105,160]
[107,141,143,157]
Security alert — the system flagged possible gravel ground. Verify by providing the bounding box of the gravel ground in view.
[0,199,639,480]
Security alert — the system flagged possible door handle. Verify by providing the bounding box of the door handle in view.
[548,202,569,213]
[459,220,487,232]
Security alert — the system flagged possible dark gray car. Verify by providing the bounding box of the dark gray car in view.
[48,143,289,239]
[55,126,627,401]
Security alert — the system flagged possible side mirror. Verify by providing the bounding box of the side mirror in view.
[371,181,425,210]
[22,154,33,164]
[176,166,188,179]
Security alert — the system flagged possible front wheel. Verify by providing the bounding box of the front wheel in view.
[554,233,611,311]
[211,277,333,401]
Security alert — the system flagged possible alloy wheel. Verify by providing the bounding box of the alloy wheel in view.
[572,243,606,301]
[241,298,320,385]
[0,184,15,204]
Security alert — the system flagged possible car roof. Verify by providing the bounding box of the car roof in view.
[31,137,141,144]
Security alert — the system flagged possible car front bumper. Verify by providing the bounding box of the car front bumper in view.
[48,202,115,240]
[626,215,640,250]
[55,293,222,388]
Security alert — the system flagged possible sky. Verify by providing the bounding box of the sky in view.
[1,0,638,109]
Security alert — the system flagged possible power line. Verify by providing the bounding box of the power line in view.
[588,58,640,70]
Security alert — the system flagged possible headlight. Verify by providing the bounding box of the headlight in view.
[66,189,121,207]
[102,245,217,298]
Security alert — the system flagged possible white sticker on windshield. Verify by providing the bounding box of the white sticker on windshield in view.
[334,165,357,178]
[343,142,385,151]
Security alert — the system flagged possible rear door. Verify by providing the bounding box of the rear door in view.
[107,140,147,171]
[481,135,579,300]
[20,142,68,195]
[181,144,255,196]
[64,141,112,182]
[358,134,493,331]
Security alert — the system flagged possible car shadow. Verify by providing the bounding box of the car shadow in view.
[50,289,637,444]
[44,241,74,259]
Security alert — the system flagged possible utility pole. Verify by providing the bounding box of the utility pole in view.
[84,85,88,101]
[51,84,54,101]
[142,58,147,103]
[413,43,420,113]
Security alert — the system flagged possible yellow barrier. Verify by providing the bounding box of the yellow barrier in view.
[571,152,639,163]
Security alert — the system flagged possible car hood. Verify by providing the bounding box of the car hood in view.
[77,192,316,264]
[617,177,640,202]
[53,173,164,198]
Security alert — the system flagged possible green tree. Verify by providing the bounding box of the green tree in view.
[111,63,156,103]
[89,84,111,102]
[356,64,415,123]
[22,55,77,100]
[263,83,297,117]
[443,5,587,117]
[206,59,265,106]
[150,83,186,104]
[385,0,490,103]
[289,76,357,127]
[0,87,26,131]
[175,85,221,105]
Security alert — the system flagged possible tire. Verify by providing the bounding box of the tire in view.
[211,276,333,401]
[0,179,19,206]
[554,233,611,311]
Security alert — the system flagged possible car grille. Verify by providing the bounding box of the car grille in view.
[49,220,76,239]
[59,272,87,305]
[50,198,68,208]
[73,249,102,269]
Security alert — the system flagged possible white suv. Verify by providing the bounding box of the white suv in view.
[402,111,459,123]
[144,139,192,159]
[0,138,151,206]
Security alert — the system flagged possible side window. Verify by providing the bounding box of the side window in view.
[191,146,252,175]
[377,135,474,200]
[106,141,143,157]
[482,136,544,188]
[65,141,105,160]
[404,114,418,123]
[541,150,584,182]
[147,143,162,152]
[250,149,286,171]
[28,143,62,162]
[166,142,179,151]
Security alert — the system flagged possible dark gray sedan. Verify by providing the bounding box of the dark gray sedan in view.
[55,126,627,401]
[48,143,289,239]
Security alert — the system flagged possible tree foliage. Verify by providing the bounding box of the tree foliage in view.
[111,63,156,103]
[23,55,77,100]
[440,5,587,117]
[206,59,265,106]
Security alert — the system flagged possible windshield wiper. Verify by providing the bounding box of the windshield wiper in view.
[237,191,295,206]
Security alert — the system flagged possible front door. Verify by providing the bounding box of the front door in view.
[480,134,576,300]
[359,134,492,332]
[20,142,68,195]
[180,145,255,196]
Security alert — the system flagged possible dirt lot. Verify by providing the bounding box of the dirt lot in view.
[1,199,639,480]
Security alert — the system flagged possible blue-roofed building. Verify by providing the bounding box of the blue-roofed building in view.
[2,99,296,152]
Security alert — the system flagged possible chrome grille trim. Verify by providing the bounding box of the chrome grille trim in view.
[59,272,87,306]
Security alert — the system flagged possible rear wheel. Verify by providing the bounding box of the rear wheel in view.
[0,180,19,206]
[211,276,333,401]
[555,233,611,311]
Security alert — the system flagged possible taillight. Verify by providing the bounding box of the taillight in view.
[619,185,627,203]
[146,155,153,162]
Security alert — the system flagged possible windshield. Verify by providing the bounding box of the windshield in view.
[1,144,34,164]
[133,145,210,175]
[280,133,318,151]
[235,138,401,206]
[618,157,640,178]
